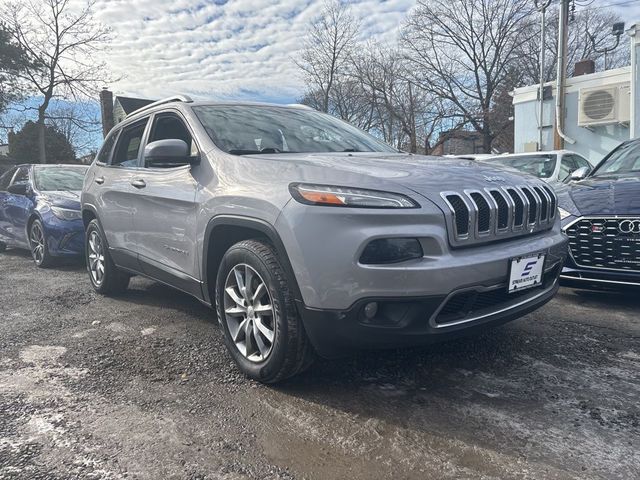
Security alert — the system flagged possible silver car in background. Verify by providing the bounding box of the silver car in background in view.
[483,151,593,185]
[81,97,568,383]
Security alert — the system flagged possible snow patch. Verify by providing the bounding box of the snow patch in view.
[19,345,66,365]
[141,327,157,336]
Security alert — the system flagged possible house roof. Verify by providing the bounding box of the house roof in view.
[115,96,154,114]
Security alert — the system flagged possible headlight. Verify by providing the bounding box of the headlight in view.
[558,207,573,220]
[289,183,419,208]
[50,206,82,221]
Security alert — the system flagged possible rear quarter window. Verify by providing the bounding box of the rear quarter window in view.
[96,130,119,165]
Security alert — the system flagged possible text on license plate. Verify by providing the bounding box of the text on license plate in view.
[508,253,545,293]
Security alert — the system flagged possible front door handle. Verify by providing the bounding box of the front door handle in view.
[131,179,146,189]
[94,176,105,185]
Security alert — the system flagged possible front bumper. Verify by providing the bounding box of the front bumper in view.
[42,215,84,256]
[560,265,640,289]
[277,200,567,357]
[299,263,561,358]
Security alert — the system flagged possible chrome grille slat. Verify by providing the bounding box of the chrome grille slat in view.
[565,217,640,272]
[440,184,557,247]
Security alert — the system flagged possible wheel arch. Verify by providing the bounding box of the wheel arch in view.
[202,215,302,305]
[81,204,98,229]
[25,212,43,241]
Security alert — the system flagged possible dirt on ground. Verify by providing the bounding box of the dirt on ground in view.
[1,248,639,480]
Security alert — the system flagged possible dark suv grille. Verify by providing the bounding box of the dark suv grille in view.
[565,218,640,272]
[441,185,557,247]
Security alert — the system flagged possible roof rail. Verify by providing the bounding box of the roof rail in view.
[128,95,193,117]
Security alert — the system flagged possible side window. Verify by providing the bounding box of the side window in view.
[111,119,148,167]
[559,156,576,180]
[147,113,198,163]
[96,130,119,165]
[0,168,17,191]
[11,167,30,186]
[574,155,592,172]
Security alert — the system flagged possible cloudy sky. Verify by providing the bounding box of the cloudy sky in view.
[93,0,640,103]
[95,0,416,103]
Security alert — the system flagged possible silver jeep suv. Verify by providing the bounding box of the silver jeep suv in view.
[82,96,568,383]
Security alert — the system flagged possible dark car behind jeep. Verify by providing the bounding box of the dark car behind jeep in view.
[557,138,640,288]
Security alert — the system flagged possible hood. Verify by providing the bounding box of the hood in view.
[557,175,640,216]
[245,152,546,196]
[38,190,82,210]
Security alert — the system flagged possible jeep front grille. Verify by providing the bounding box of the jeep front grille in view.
[441,185,556,247]
[565,217,640,272]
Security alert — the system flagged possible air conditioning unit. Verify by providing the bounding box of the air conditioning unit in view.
[578,83,630,127]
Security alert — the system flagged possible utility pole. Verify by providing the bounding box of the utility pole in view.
[555,0,575,148]
[535,0,552,151]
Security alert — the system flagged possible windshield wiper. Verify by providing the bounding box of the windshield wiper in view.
[342,148,360,152]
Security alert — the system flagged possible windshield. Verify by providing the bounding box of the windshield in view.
[484,155,557,179]
[193,105,397,155]
[591,141,640,177]
[34,166,87,191]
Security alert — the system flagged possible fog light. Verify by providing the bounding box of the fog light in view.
[363,302,378,319]
[360,238,423,264]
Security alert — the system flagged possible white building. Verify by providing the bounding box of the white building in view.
[512,23,640,164]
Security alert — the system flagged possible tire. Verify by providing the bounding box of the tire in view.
[216,239,314,383]
[0,241,5,253]
[29,219,54,268]
[85,219,130,294]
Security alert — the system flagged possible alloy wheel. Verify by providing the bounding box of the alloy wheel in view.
[30,222,45,265]
[88,230,105,286]
[223,263,275,362]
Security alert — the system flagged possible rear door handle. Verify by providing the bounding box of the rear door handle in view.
[94,176,105,185]
[131,179,146,189]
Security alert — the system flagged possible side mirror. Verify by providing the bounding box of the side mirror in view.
[143,139,197,168]
[7,183,28,195]
[567,166,590,182]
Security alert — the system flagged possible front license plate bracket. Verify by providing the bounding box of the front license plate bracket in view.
[508,252,546,293]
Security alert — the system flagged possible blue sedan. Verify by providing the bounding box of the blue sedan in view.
[0,164,88,267]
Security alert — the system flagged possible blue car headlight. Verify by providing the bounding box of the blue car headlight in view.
[50,206,82,221]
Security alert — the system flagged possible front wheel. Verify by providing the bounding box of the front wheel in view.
[29,219,54,268]
[216,239,314,383]
[85,219,130,294]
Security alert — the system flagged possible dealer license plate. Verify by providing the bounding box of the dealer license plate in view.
[508,253,545,293]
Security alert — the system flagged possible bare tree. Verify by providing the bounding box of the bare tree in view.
[350,45,455,153]
[516,6,630,85]
[295,1,360,113]
[46,102,101,155]
[402,0,536,152]
[1,0,111,163]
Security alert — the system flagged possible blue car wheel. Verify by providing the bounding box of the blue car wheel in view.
[29,219,54,268]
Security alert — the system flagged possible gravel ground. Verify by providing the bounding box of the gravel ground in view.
[1,248,639,480]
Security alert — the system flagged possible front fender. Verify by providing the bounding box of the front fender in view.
[200,214,302,305]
